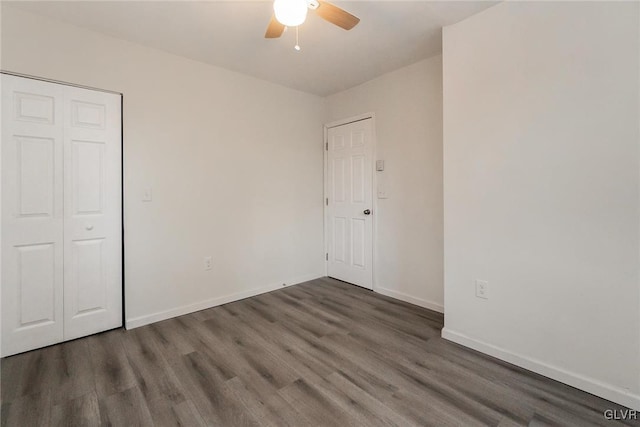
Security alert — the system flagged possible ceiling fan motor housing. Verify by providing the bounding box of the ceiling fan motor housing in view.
[266,0,360,39]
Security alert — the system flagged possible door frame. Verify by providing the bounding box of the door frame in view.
[323,112,378,291]
[0,70,127,332]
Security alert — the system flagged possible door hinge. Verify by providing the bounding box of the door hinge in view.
[325,142,328,151]
[326,198,328,206]
[326,253,328,261]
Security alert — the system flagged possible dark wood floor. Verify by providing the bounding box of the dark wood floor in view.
[1,277,638,426]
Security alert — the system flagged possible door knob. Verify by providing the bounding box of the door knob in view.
[363,209,371,215]
[86,225,94,230]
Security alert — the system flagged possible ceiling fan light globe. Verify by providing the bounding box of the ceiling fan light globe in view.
[273,0,308,27]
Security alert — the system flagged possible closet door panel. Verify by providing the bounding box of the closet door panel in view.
[1,75,65,357]
[63,86,122,340]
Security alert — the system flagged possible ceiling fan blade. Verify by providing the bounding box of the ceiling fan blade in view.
[315,1,360,30]
[265,14,285,38]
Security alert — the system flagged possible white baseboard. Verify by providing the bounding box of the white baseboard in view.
[125,273,322,330]
[442,328,640,411]
[375,287,444,313]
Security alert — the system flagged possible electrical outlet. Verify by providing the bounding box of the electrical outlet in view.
[203,256,212,271]
[475,279,488,299]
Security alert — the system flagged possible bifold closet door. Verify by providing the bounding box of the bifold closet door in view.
[62,85,122,341]
[1,74,122,357]
[1,75,65,356]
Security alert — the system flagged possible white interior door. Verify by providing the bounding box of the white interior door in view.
[1,74,122,356]
[1,75,65,356]
[326,118,373,289]
[63,85,122,341]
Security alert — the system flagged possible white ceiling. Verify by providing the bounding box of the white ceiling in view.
[7,1,497,96]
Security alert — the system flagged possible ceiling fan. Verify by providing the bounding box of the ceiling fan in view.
[265,0,360,39]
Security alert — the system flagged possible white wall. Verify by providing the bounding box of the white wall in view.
[443,1,640,410]
[326,57,444,312]
[1,6,326,327]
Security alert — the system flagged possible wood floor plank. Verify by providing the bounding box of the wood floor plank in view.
[167,314,238,381]
[50,339,95,405]
[260,292,342,339]
[3,345,60,402]
[51,390,101,427]
[2,277,638,426]
[179,351,259,426]
[148,318,197,356]
[498,417,528,427]
[0,351,32,403]
[98,386,154,426]
[313,370,412,426]
[178,312,297,399]
[121,327,186,405]
[203,308,299,390]
[278,378,357,426]
[87,329,137,399]
[225,376,309,427]
[425,337,633,424]
[318,333,494,426]
[141,397,207,427]
[1,389,51,427]
[322,331,523,424]
[219,302,337,382]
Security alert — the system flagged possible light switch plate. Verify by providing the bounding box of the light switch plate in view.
[376,160,385,171]
[142,188,152,202]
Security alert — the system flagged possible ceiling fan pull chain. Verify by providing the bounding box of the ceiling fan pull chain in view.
[295,26,301,51]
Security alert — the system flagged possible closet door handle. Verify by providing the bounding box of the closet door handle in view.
[85,225,94,231]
